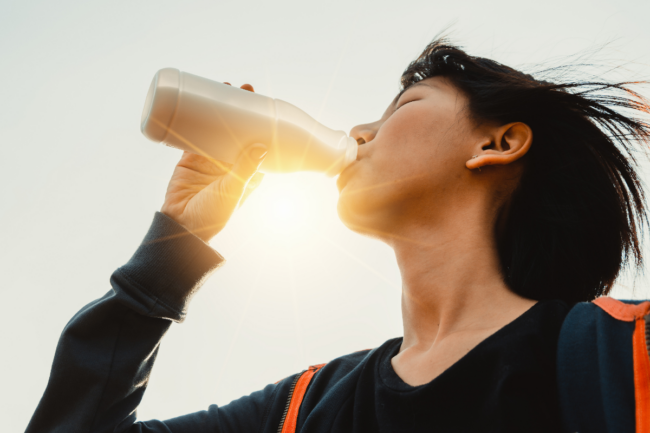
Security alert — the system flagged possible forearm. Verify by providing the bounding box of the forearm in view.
[26,212,224,433]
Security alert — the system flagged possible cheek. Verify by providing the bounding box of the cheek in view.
[337,106,468,226]
[336,153,431,229]
[374,116,460,189]
[394,108,470,179]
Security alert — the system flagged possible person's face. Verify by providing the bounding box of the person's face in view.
[337,76,480,237]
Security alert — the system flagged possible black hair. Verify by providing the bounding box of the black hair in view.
[401,38,650,305]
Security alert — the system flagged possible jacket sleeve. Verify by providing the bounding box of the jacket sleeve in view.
[26,212,290,433]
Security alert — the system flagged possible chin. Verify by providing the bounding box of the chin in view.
[336,188,387,240]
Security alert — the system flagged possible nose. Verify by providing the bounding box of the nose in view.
[350,121,380,145]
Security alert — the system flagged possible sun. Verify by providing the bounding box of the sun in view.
[231,171,341,254]
[243,174,323,247]
[271,196,300,223]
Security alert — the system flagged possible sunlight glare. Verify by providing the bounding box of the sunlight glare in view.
[247,174,327,247]
[272,197,298,221]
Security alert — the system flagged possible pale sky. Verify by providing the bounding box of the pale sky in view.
[2,0,650,430]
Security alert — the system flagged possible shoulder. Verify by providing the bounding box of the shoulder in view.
[527,299,571,323]
[317,338,402,378]
[558,298,642,356]
[484,299,570,353]
[525,299,571,340]
[298,338,401,401]
[556,298,646,433]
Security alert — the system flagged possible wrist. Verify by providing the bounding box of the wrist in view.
[114,212,225,321]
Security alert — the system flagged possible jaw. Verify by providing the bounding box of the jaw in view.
[337,190,412,244]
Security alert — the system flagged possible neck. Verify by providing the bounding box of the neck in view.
[387,201,530,351]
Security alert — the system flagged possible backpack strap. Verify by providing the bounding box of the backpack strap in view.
[278,363,326,433]
[593,297,650,433]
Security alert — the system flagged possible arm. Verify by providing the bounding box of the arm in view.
[26,212,290,433]
[28,99,276,431]
[27,212,216,432]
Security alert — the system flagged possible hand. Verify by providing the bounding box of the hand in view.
[161,83,266,242]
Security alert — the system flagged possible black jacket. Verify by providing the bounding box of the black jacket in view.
[27,212,573,433]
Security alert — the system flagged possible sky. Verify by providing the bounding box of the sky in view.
[2,0,650,430]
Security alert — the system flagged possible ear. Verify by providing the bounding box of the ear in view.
[466,122,532,170]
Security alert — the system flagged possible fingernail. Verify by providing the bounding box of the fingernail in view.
[249,146,268,160]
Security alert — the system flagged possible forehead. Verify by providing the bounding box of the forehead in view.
[381,76,461,119]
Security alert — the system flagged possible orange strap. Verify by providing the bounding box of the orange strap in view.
[633,317,650,433]
[593,297,650,433]
[593,297,650,322]
[280,364,326,433]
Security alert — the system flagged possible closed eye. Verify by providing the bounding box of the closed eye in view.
[394,99,417,111]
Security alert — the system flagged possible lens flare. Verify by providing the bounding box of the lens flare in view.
[272,197,298,221]
[247,175,316,247]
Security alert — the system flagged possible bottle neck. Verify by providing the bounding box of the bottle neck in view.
[326,137,358,177]
[343,136,358,169]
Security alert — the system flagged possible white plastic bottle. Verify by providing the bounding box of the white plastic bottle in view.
[140,68,358,176]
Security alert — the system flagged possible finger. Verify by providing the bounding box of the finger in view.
[222,144,268,201]
[240,83,254,92]
[247,172,265,189]
[177,151,233,176]
[238,172,265,208]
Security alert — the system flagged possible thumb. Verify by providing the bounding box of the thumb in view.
[223,144,268,200]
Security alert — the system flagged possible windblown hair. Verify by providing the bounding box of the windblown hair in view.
[401,38,650,305]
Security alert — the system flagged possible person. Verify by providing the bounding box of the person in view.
[26,38,650,433]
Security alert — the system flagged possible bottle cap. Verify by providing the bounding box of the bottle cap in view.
[141,68,181,143]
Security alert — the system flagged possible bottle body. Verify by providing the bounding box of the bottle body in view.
[140,68,357,175]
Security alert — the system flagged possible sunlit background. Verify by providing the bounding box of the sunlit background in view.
[2,0,650,430]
